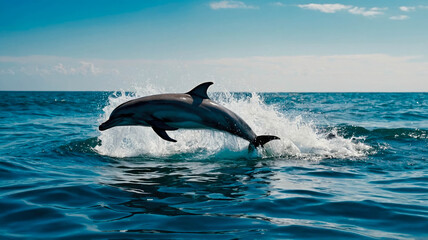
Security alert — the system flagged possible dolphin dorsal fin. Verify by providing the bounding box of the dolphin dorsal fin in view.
[186,82,213,99]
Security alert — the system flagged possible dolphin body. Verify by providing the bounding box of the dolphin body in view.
[99,82,280,150]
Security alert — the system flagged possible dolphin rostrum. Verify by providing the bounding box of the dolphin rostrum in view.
[99,82,280,150]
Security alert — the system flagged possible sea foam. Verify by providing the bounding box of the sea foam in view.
[95,85,371,159]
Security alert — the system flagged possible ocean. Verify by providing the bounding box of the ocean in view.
[0,89,427,239]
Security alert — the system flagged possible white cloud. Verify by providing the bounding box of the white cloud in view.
[194,55,428,92]
[297,3,351,13]
[399,6,416,12]
[43,62,102,76]
[79,61,102,75]
[297,4,387,17]
[53,63,68,74]
[271,2,285,7]
[0,69,15,75]
[210,1,258,10]
[390,15,409,20]
[0,56,118,77]
[348,7,386,17]
[1,55,427,92]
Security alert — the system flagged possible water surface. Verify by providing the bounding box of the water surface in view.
[0,90,427,239]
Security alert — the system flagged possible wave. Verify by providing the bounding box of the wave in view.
[333,125,427,140]
[93,86,372,159]
[57,137,100,156]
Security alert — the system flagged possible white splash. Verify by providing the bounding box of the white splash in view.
[94,85,371,159]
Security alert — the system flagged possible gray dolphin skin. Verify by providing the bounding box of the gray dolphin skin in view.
[99,82,280,150]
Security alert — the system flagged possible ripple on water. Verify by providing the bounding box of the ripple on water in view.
[1,92,427,239]
[0,198,86,238]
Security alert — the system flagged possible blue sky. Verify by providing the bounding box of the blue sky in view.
[0,0,427,91]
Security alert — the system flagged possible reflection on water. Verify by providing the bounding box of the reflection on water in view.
[92,157,427,239]
[99,158,264,212]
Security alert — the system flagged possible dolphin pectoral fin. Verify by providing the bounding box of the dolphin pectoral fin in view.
[152,127,177,142]
[148,120,178,142]
[186,82,213,99]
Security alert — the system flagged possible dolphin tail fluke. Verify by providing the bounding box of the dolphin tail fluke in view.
[249,135,280,151]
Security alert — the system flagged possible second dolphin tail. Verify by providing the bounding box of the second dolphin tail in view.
[249,135,280,151]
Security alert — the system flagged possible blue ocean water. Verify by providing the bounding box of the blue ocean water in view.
[0,89,427,239]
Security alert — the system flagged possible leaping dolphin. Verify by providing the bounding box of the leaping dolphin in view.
[99,82,280,150]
